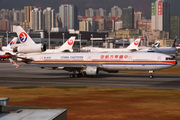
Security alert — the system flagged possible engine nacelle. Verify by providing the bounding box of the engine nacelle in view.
[85,66,99,75]
[13,44,46,53]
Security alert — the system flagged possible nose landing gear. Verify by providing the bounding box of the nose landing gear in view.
[149,71,154,79]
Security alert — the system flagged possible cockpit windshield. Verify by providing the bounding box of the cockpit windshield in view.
[166,57,174,60]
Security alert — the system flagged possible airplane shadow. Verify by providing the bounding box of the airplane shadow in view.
[33,72,180,79]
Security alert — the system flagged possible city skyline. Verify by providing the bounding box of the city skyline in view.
[0,0,180,18]
[0,0,179,42]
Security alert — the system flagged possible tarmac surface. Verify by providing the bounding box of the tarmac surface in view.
[0,59,180,89]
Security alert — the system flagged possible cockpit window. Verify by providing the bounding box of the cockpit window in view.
[166,57,174,60]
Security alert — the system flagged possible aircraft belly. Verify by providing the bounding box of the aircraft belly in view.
[101,64,173,71]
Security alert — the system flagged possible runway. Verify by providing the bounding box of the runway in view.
[0,61,180,89]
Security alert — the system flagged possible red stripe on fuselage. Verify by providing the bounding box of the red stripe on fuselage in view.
[32,60,177,65]
[0,55,8,58]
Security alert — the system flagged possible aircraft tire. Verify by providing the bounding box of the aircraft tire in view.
[77,73,83,77]
[74,74,78,78]
[149,75,153,79]
[70,74,75,78]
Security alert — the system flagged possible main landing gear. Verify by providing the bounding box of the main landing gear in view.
[149,71,154,79]
[69,70,84,78]
[70,73,83,78]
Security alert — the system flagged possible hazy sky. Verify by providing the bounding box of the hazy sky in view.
[0,0,180,18]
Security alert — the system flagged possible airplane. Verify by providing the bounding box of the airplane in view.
[12,26,75,54]
[147,37,178,58]
[15,51,177,79]
[80,38,141,52]
[0,37,18,60]
[138,41,160,51]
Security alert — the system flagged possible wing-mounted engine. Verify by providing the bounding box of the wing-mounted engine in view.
[13,44,46,53]
[85,66,99,75]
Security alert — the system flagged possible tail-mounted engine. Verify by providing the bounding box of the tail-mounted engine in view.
[13,44,46,53]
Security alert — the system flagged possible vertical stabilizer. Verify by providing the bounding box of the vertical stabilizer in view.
[13,25,35,45]
[6,37,18,48]
[2,37,18,51]
[152,41,160,48]
[172,36,177,48]
[126,38,141,50]
[57,36,76,52]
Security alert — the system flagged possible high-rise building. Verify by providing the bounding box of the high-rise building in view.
[79,20,90,31]
[170,15,180,39]
[85,8,106,18]
[122,6,134,29]
[23,6,34,30]
[115,21,123,31]
[43,7,55,32]
[134,11,142,29]
[59,4,78,30]
[97,19,106,31]
[110,6,122,18]
[99,8,106,17]
[151,0,170,33]
[0,9,24,31]
[0,19,10,31]
[85,8,95,18]
[19,10,24,23]
[79,18,95,31]
[24,6,33,22]
[12,9,24,24]
[0,9,9,20]
[138,19,151,31]
[30,7,43,31]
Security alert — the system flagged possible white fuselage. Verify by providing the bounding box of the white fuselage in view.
[18,52,177,71]
[81,47,133,53]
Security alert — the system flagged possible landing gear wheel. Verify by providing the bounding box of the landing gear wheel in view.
[77,73,83,77]
[70,74,75,78]
[74,74,78,78]
[149,75,153,79]
[149,71,154,79]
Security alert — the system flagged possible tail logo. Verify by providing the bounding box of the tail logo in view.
[134,40,139,46]
[67,39,73,45]
[10,41,15,46]
[19,32,27,43]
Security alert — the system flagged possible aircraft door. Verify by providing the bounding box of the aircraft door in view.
[156,56,161,68]
[157,56,161,61]
[87,56,92,61]
[125,56,132,70]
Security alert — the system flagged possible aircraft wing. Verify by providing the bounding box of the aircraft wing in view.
[16,56,34,63]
